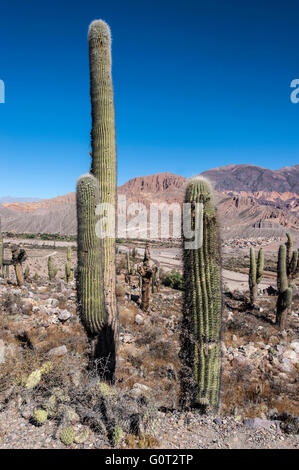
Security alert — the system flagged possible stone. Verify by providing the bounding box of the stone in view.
[243,418,275,431]
[0,340,5,364]
[58,310,72,322]
[279,358,293,373]
[48,345,68,357]
[46,298,59,307]
[135,314,144,325]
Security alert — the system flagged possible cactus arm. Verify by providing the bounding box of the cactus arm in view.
[76,174,106,335]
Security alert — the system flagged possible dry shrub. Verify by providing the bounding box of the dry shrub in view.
[135,325,159,347]
[116,284,126,299]
[124,434,160,449]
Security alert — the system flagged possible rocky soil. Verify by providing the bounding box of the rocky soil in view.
[0,251,298,449]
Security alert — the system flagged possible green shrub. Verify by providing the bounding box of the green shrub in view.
[162,270,184,290]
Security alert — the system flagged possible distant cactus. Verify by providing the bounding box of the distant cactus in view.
[151,266,160,293]
[125,251,132,285]
[67,246,72,262]
[285,233,298,280]
[137,244,157,312]
[276,244,294,330]
[65,262,71,283]
[180,178,222,410]
[248,247,264,306]
[48,256,57,281]
[24,266,30,281]
[34,272,39,281]
[11,245,27,286]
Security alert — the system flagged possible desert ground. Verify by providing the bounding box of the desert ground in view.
[0,236,298,449]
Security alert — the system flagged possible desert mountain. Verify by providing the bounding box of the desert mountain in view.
[0,165,298,240]
[201,164,299,193]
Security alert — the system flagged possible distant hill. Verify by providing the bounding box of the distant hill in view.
[200,164,299,193]
[0,165,298,240]
[0,196,41,204]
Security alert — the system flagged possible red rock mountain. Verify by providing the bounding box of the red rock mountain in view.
[0,165,298,239]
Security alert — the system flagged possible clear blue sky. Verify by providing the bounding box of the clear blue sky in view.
[0,0,298,198]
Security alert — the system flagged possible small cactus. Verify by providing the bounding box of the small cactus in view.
[60,427,75,446]
[24,266,30,281]
[25,369,42,389]
[67,246,72,262]
[65,262,71,283]
[48,256,57,281]
[112,426,123,446]
[285,233,298,280]
[33,408,48,425]
[248,247,264,306]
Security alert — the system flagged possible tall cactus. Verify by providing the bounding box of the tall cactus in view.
[180,177,222,410]
[89,19,118,346]
[76,19,118,381]
[276,244,293,330]
[248,247,264,306]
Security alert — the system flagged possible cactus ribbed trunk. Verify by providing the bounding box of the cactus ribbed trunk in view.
[276,244,293,330]
[77,174,106,335]
[249,247,264,307]
[89,20,118,349]
[180,178,222,411]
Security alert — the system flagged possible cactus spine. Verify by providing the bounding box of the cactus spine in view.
[276,244,293,330]
[180,178,222,410]
[248,247,264,306]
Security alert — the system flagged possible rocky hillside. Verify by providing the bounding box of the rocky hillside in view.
[201,164,299,194]
[0,166,298,240]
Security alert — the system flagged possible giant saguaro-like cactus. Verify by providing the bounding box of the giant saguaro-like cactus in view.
[76,20,118,381]
[89,19,118,342]
[248,247,264,306]
[180,177,222,410]
[276,244,294,330]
